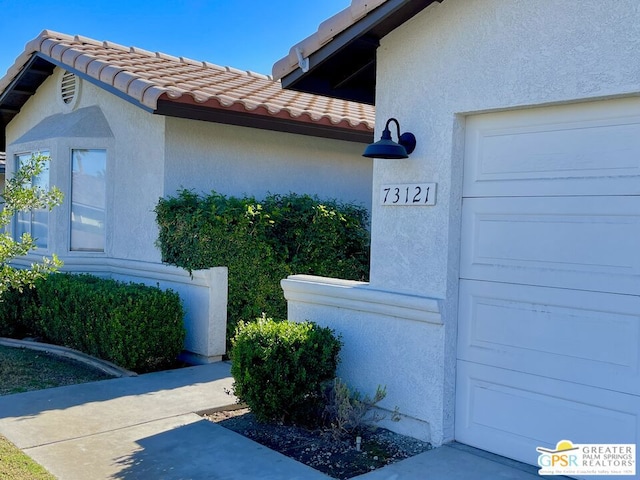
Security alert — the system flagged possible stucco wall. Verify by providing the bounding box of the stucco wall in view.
[163,116,372,207]
[372,0,640,298]
[284,0,640,445]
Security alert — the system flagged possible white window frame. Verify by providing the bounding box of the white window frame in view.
[70,148,107,252]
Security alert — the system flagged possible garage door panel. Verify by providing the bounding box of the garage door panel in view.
[456,362,640,470]
[461,196,640,295]
[458,99,640,468]
[464,98,640,197]
[458,280,640,395]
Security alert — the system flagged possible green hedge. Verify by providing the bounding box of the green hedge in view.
[0,273,185,373]
[231,318,342,424]
[0,284,38,338]
[155,190,369,344]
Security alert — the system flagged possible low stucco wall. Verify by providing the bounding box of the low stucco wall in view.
[105,261,228,364]
[282,274,443,444]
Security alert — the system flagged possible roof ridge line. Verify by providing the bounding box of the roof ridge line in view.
[39,30,276,81]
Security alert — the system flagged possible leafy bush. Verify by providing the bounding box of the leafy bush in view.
[231,318,342,424]
[264,193,370,279]
[155,190,369,345]
[0,273,185,373]
[0,152,63,297]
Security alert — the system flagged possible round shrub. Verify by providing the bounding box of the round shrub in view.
[231,318,342,425]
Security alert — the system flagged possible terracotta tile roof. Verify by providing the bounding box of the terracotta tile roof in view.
[272,0,387,81]
[1,30,374,134]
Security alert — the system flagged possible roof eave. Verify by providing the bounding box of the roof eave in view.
[0,54,56,151]
[156,98,373,144]
[278,0,437,105]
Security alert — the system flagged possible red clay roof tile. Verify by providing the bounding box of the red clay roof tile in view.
[1,30,373,132]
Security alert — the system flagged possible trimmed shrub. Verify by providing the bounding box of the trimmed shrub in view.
[0,273,185,373]
[0,285,39,337]
[231,318,342,425]
[155,190,369,345]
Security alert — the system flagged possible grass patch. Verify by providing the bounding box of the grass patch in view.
[0,436,56,480]
[0,345,112,396]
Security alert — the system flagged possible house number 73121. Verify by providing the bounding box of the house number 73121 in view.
[380,183,437,206]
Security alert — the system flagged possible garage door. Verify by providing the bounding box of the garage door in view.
[455,98,640,468]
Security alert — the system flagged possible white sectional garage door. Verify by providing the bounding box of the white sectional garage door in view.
[455,98,640,468]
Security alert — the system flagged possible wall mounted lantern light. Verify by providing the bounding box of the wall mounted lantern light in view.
[362,118,417,159]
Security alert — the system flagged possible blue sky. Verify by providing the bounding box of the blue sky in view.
[0,1,351,78]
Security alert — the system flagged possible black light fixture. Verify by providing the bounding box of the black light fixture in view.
[362,118,417,159]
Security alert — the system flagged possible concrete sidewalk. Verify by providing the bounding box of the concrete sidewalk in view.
[0,363,543,479]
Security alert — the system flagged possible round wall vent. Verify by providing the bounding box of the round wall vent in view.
[59,70,80,110]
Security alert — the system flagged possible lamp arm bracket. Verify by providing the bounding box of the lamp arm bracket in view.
[385,118,402,139]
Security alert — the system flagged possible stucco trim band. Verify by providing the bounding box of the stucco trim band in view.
[281,274,441,325]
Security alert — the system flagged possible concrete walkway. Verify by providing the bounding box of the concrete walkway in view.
[0,363,545,479]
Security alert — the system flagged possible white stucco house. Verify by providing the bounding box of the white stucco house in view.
[0,30,375,363]
[274,0,640,471]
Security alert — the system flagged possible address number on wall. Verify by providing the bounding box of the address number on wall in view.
[380,183,437,206]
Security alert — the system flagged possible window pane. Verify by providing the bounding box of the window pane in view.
[71,149,106,251]
[32,210,49,249]
[15,211,30,239]
[15,151,50,249]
